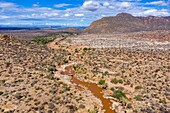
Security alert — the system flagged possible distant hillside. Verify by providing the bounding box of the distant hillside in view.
[84,13,170,33]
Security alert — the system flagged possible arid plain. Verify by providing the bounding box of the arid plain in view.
[0,30,170,113]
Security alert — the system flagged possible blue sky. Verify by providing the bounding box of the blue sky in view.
[0,0,170,26]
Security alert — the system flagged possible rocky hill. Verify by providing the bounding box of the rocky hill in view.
[84,13,170,33]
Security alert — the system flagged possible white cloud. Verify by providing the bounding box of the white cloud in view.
[74,14,84,17]
[143,9,169,16]
[64,13,70,17]
[82,1,100,11]
[146,1,168,6]
[0,2,17,8]
[0,15,10,19]
[54,4,71,8]
[103,2,110,7]
[118,2,132,9]
[33,3,39,7]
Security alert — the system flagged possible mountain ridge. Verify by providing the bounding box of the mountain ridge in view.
[84,13,170,33]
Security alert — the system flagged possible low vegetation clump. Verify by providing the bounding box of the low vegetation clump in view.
[83,47,91,51]
[15,93,23,99]
[0,80,5,84]
[50,88,57,94]
[33,37,55,44]
[159,99,167,104]
[0,91,3,95]
[134,95,142,101]
[79,104,85,109]
[112,90,127,100]
[98,79,106,85]
[48,66,56,74]
[88,108,98,113]
[135,86,142,90]
[111,78,123,84]
[110,87,115,92]
[126,103,132,109]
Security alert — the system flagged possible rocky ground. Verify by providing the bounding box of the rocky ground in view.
[50,31,170,113]
[0,31,170,113]
[62,31,170,50]
[0,34,100,113]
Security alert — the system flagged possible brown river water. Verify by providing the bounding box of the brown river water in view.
[60,64,116,113]
[71,76,115,113]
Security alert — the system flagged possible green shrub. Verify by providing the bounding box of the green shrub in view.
[118,79,123,84]
[48,67,56,72]
[50,89,56,94]
[135,86,142,90]
[63,59,68,63]
[75,49,78,53]
[111,78,118,84]
[5,62,11,67]
[110,87,115,92]
[112,90,127,100]
[79,104,85,109]
[0,80,5,84]
[0,91,3,95]
[33,37,55,44]
[15,93,23,99]
[83,48,90,51]
[122,70,126,74]
[127,103,132,109]
[84,76,87,79]
[88,108,98,113]
[134,95,142,101]
[83,48,87,51]
[62,85,70,92]
[159,99,167,104]
[46,75,55,80]
[98,80,106,85]
[111,78,123,84]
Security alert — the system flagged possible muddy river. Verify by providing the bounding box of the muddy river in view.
[59,63,115,113]
[71,76,115,113]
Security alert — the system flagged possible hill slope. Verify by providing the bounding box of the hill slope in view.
[84,13,170,33]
